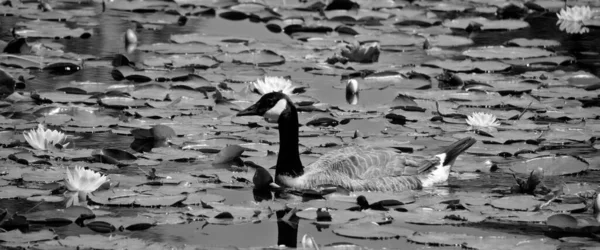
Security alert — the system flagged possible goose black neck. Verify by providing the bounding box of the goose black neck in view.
[275,101,304,178]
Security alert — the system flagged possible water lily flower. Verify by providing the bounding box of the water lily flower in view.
[64,166,109,207]
[466,112,500,130]
[346,79,359,96]
[557,6,593,22]
[251,76,295,96]
[23,124,69,150]
[341,41,380,63]
[124,28,138,54]
[301,234,319,250]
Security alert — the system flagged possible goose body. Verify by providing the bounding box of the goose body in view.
[238,92,476,192]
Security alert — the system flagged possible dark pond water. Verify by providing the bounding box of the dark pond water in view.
[2,0,600,249]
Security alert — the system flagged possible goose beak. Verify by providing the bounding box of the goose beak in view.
[237,103,259,116]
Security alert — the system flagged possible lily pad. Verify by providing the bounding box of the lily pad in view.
[507,155,589,176]
[0,229,56,243]
[333,222,414,240]
[505,38,560,48]
[423,59,511,72]
[490,195,540,211]
[443,17,529,31]
[215,50,285,66]
[464,46,554,60]
[0,186,50,199]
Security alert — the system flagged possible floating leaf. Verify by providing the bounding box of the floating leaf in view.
[215,50,285,66]
[15,20,92,39]
[213,144,245,164]
[333,222,413,240]
[490,195,540,211]
[507,155,589,176]
[25,206,94,225]
[0,229,56,243]
[505,38,560,48]
[0,186,50,199]
[182,192,225,205]
[463,46,554,60]
[137,43,215,54]
[443,17,529,31]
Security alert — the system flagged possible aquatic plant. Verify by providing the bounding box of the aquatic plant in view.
[23,124,69,151]
[301,234,319,250]
[346,79,358,95]
[465,112,500,130]
[557,6,593,22]
[251,76,295,95]
[64,166,109,207]
[555,5,593,34]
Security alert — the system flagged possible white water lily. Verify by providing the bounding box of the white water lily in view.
[466,112,501,129]
[251,76,295,96]
[346,79,359,95]
[64,166,109,207]
[557,5,593,22]
[301,234,319,250]
[23,123,69,150]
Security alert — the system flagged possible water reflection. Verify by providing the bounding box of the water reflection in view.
[252,188,272,202]
[345,92,359,105]
[556,19,589,34]
[125,43,137,54]
[275,207,300,248]
[130,138,169,153]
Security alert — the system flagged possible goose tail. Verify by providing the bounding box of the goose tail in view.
[418,137,476,187]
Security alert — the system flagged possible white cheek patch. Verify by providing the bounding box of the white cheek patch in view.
[264,99,287,123]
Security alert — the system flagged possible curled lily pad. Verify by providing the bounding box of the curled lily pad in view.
[333,222,414,240]
[89,216,156,231]
[86,221,116,233]
[213,144,245,164]
[546,214,579,229]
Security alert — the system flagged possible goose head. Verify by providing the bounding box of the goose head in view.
[237,92,294,123]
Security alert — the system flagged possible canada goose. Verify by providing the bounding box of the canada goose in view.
[237,92,476,192]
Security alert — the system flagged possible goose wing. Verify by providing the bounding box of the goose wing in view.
[305,145,429,179]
